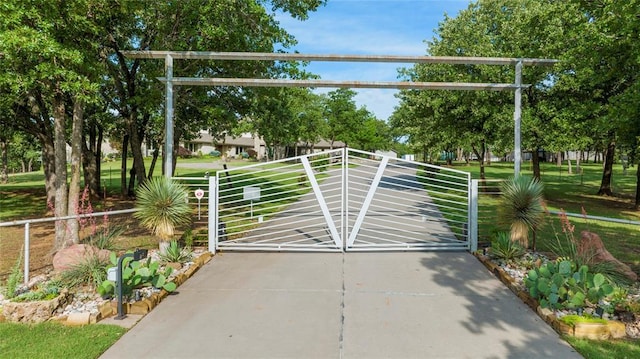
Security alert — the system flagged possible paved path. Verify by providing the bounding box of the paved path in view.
[100,252,581,359]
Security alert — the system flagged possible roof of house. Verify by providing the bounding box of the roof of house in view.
[187,132,344,148]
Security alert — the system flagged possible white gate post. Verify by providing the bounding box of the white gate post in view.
[208,175,217,254]
[469,179,479,252]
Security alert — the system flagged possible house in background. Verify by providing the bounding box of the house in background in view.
[185,131,266,159]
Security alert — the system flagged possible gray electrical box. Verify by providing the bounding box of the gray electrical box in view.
[107,267,117,281]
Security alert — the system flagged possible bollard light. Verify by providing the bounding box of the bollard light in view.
[114,248,148,320]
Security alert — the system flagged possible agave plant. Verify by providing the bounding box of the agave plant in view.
[134,177,192,254]
[499,176,545,249]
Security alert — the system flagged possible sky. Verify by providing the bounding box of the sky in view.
[276,0,471,120]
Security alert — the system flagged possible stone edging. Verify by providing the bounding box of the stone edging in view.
[45,251,214,326]
[474,253,627,340]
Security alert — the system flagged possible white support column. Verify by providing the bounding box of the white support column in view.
[469,179,479,252]
[341,149,347,250]
[164,54,174,178]
[347,156,389,247]
[208,175,217,254]
[24,222,30,284]
[301,156,342,248]
[514,60,523,177]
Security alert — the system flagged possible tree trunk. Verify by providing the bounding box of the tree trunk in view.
[0,137,7,183]
[556,151,562,167]
[66,99,84,246]
[472,140,486,181]
[82,118,102,199]
[128,167,136,196]
[532,149,541,180]
[635,161,640,210]
[41,135,57,206]
[128,115,147,186]
[567,153,573,175]
[148,147,160,180]
[576,153,581,173]
[53,87,69,250]
[121,134,129,197]
[597,139,615,196]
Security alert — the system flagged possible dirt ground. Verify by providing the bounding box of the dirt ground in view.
[0,209,149,280]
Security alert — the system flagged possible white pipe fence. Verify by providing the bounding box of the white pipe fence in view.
[0,209,136,284]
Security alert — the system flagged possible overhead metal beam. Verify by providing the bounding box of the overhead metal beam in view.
[123,51,558,67]
[156,77,530,91]
[121,51,558,178]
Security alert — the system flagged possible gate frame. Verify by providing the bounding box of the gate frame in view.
[207,148,478,253]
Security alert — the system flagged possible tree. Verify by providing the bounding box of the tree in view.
[564,0,640,207]
[0,0,103,249]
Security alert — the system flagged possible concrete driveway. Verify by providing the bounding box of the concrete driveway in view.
[100,252,581,359]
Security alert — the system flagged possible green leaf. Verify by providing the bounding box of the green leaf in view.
[163,282,177,292]
[558,261,572,275]
[593,273,605,288]
[152,274,166,289]
[570,292,585,307]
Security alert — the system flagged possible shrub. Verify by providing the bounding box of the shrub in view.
[82,225,124,251]
[209,150,221,157]
[11,283,60,303]
[97,252,176,300]
[247,149,258,159]
[134,177,192,250]
[498,176,545,249]
[490,232,526,262]
[547,210,633,286]
[2,251,24,299]
[59,253,110,289]
[524,259,616,310]
[158,240,193,264]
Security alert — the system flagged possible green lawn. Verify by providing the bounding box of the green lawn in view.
[0,322,126,359]
[566,337,640,359]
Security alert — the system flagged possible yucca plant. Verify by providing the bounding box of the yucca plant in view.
[499,176,545,250]
[134,177,192,254]
[490,232,526,262]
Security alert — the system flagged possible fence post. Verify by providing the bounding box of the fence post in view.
[208,175,216,254]
[24,222,30,284]
[469,179,478,252]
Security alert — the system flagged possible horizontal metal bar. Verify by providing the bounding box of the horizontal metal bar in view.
[0,209,137,227]
[124,51,558,66]
[547,210,640,226]
[157,77,530,91]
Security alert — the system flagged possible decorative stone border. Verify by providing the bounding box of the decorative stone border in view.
[1,290,72,324]
[474,253,628,340]
[89,251,214,324]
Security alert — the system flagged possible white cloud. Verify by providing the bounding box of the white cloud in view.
[276,0,469,119]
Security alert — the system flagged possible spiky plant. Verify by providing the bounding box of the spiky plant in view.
[134,177,192,253]
[499,176,545,249]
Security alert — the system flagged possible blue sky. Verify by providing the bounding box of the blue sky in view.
[276,0,471,120]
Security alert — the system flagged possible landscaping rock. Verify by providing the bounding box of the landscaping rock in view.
[52,244,111,273]
[577,231,638,282]
[608,321,627,339]
[3,290,71,323]
[66,312,91,326]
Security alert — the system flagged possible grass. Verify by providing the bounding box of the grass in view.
[0,322,126,359]
[565,337,640,359]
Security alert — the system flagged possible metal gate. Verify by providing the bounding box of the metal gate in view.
[213,148,473,252]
